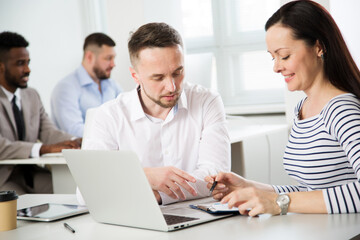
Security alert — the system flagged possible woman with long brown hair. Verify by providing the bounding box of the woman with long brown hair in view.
[206,0,360,215]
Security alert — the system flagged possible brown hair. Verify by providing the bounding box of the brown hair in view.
[128,22,183,66]
[265,0,360,98]
[83,32,115,51]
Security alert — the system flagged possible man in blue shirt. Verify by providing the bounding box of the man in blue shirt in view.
[51,33,121,137]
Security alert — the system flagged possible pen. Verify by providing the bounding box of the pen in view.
[64,222,75,233]
[209,181,218,193]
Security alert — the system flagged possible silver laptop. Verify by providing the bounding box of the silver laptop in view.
[63,149,234,232]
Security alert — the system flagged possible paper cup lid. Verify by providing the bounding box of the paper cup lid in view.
[0,191,18,202]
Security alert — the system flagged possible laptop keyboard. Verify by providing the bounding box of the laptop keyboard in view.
[163,214,199,225]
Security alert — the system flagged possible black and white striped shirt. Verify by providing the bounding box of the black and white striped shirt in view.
[273,93,360,213]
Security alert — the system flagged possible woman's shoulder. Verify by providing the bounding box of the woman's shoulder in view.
[321,93,360,125]
[323,93,360,114]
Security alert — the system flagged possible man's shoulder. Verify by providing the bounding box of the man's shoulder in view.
[184,82,218,95]
[93,90,136,124]
[183,82,220,103]
[51,68,83,98]
[57,68,81,86]
[99,89,135,111]
[20,87,40,98]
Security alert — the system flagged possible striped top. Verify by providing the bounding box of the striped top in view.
[273,93,360,214]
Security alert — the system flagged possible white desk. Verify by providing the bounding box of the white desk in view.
[227,118,288,143]
[0,118,289,193]
[1,194,359,240]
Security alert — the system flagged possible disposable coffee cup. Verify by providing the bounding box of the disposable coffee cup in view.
[0,191,18,231]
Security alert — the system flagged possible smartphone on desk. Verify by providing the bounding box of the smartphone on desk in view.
[17,203,88,221]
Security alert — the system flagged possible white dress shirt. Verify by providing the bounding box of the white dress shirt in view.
[82,82,231,205]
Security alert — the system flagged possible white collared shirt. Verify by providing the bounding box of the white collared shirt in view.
[0,86,42,157]
[0,85,21,109]
[82,82,231,204]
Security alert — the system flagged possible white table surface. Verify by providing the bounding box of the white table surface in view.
[0,155,66,165]
[1,194,359,240]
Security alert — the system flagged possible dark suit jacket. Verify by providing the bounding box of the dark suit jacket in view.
[0,86,73,186]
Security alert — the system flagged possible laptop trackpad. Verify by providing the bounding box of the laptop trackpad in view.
[161,206,196,215]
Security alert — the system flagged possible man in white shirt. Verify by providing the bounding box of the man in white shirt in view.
[82,22,230,205]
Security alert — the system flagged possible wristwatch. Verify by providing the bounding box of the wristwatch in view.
[276,193,290,215]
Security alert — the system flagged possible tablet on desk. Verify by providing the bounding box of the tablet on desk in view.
[17,203,88,221]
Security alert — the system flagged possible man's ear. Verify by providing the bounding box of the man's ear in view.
[84,51,95,64]
[129,66,140,85]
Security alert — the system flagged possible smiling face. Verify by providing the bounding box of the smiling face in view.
[0,47,30,93]
[130,45,185,113]
[266,24,324,93]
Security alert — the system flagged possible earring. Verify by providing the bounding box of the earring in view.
[321,53,324,60]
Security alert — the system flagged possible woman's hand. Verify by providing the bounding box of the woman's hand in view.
[204,172,251,200]
[221,187,280,216]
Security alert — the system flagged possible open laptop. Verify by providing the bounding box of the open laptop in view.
[63,149,234,232]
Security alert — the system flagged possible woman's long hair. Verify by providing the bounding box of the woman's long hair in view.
[265,0,360,98]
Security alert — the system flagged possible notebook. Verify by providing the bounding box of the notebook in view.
[62,149,235,232]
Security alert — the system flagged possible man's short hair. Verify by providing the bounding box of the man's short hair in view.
[128,22,183,66]
[83,32,116,51]
[0,31,29,62]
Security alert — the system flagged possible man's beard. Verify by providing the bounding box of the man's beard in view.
[4,69,29,89]
[93,66,111,80]
[142,86,181,108]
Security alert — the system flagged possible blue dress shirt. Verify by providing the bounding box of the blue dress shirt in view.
[51,65,121,137]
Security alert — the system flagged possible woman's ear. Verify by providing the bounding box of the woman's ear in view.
[315,40,326,57]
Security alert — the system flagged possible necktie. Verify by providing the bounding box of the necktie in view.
[11,95,25,140]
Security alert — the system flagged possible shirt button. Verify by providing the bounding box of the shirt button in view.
[164,150,169,155]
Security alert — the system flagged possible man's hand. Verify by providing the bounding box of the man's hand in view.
[205,172,250,200]
[144,166,197,200]
[40,138,82,155]
[153,190,162,204]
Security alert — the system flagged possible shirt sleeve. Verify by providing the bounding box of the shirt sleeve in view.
[272,184,308,193]
[81,107,119,150]
[51,80,84,137]
[321,98,360,214]
[30,143,42,158]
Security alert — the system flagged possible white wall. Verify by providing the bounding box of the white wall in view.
[1,0,359,116]
[330,0,360,68]
[0,0,187,113]
[105,0,184,92]
[104,0,144,92]
[0,0,86,113]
